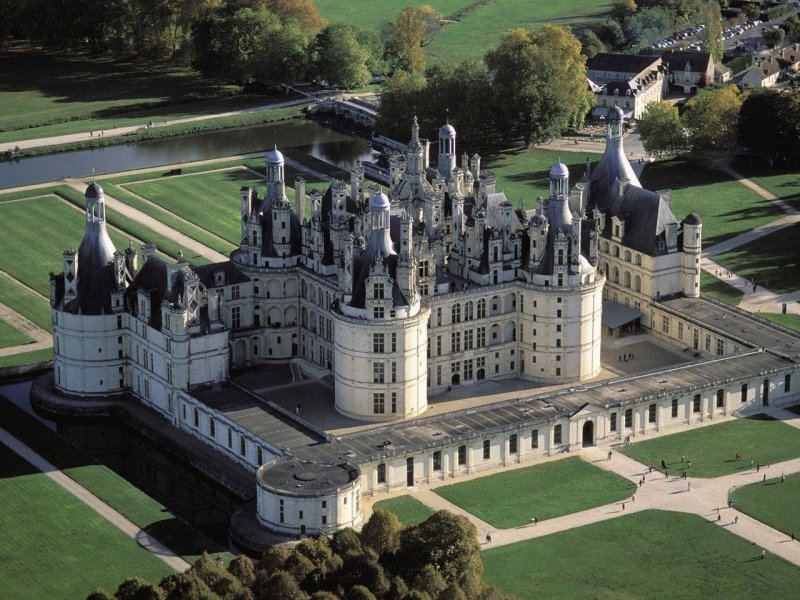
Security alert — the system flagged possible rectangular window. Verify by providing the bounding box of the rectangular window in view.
[532,429,539,448]
[624,409,632,428]
[509,434,518,454]
[610,413,617,432]
[391,392,397,413]
[451,331,461,353]
[464,359,473,380]
[477,327,486,347]
[373,362,385,383]
[231,306,241,329]
[391,361,397,383]
[693,394,701,413]
[717,339,724,356]
[436,307,442,326]
[279,499,284,523]
[374,306,384,319]
[391,333,397,352]
[671,398,678,418]
[193,408,199,428]
[648,404,656,423]
[231,286,240,300]
[483,439,490,460]
[374,282,384,299]
[436,365,442,386]
[716,389,724,408]
[554,425,562,444]
[785,374,791,393]
[705,334,711,352]
[464,329,474,350]
[678,322,684,340]
[377,463,386,484]
[662,315,670,334]
[741,383,748,403]
[373,333,384,353]
[257,447,263,465]
[437,335,442,356]
[373,393,385,414]
[433,451,442,471]
[210,418,216,437]
[227,428,233,448]
[458,445,466,465]
[239,435,246,457]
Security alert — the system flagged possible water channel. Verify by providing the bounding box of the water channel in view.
[0,118,373,189]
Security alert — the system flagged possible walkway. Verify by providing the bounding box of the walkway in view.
[0,426,190,572]
[0,301,51,357]
[5,97,312,152]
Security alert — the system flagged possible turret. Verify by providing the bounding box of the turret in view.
[124,241,138,277]
[351,161,365,204]
[469,153,481,180]
[437,121,456,180]
[682,213,702,298]
[295,177,306,223]
[63,249,78,303]
[266,146,286,203]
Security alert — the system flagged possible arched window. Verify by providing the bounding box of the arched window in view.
[464,301,474,322]
[451,303,461,323]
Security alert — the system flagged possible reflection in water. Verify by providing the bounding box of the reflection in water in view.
[0,119,372,189]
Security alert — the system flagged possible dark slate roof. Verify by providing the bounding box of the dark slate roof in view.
[72,222,117,315]
[587,53,660,74]
[194,261,250,288]
[597,183,677,256]
[646,49,712,73]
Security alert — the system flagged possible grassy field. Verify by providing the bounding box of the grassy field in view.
[0,44,238,133]
[0,318,33,348]
[483,510,800,599]
[315,0,473,29]
[0,348,52,368]
[712,222,800,295]
[640,159,781,247]
[740,166,800,209]
[0,395,234,563]
[621,416,800,478]
[700,269,744,306]
[0,272,55,332]
[0,196,130,296]
[732,473,800,537]
[434,457,635,528]
[372,495,434,527]
[0,444,174,600]
[425,0,613,63]
[757,312,800,332]
[487,148,602,210]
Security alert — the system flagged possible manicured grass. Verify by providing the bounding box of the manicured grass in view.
[0,348,52,368]
[126,169,263,245]
[0,44,235,133]
[713,221,800,295]
[700,269,744,306]
[434,457,635,528]
[621,416,800,478]
[757,312,800,332]
[315,0,473,30]
[487,148,601,210]
[483,510,800,599]
[0,317,33,348]
[0,395,233,564]
[425,0,613,64]
[373,495,434,527]
[740,166,800,210]
[640,159,781,247]
[0,278,54,332]
[0,196,130,296]
[732,473,800,537]
[0,444,174,600]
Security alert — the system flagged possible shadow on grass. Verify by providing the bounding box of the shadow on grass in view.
[142,518,225,557]
[640,159,732,192]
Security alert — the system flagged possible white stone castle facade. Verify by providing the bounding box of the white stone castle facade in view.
[46,110,800,541]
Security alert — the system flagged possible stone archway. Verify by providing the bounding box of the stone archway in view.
[582,420,595,447]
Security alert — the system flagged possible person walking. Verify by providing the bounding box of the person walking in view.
[687,481,691,492]
[735,516,738,524]
[761,548,766,560]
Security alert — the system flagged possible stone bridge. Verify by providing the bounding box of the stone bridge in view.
[308,97,378,126]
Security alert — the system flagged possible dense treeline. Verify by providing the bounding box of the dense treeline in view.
[376,25,593,148]
[637,87,800,164]
[86,509,517,600]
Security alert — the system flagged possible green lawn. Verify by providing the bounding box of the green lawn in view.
[425,0,613,64]
[125,169,263,245]
[0,196,129,296]
[0,44,236,133]
[483,510,800,600]
[314,0,473,30]
[0,444,174,600]
[741,166,800,210]
[621,416,800,478]
[700,269,744,306]
[0,317,33,348]
[640,159,781,247]
[757,312,800,332]
[434,457,635,528]
[712,221,800,295]
[0,279,54,332]
[0,348,52,368]
[372,495,434,527]
[487,148,602,210]
[732,473,800,537]
[0,395,234,564]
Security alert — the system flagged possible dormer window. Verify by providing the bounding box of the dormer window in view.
[214,271,224,286]
[373,282,384,300]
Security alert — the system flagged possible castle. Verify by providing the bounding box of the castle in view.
[42,109,800,545]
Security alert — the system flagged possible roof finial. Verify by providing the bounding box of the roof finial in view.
[92,168,95,184]
[446,107,449,124]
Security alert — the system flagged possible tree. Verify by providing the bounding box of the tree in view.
[412,564,447,599]
[683,84,742,155]
[86,589,116,600]
[576,28,607,57]
[637,101,686,157]
[739,89,800,164]
[159,572,220,600]
[384,5,440,73]
[439,583,469,600]
[252,570,309,600]
[313,24,372,89]
[398,511,482,584]
[700,0,723,62]
[486,25,593,146]
[360,508,403,556]
[260,545,293,575]
[764,27,785,47]
[612,0,638,21]
[265,0,326,33]
[345,585,377,600]
[229,555,257,587]
[332,527,364,556]
[192,552,243,598]
[744,2,761,20]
